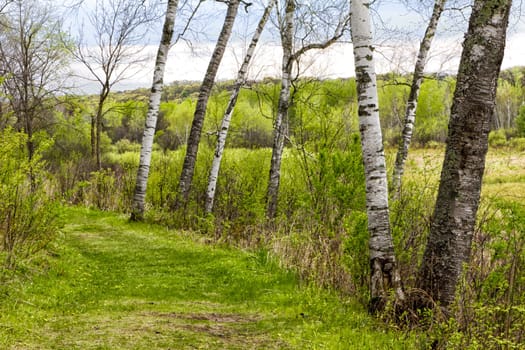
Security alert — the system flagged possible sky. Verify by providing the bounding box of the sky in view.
[61,0,525,93]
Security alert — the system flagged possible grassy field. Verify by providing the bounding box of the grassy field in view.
[2,146,523,349]
[0,207,420,349]
[398,146,525,205]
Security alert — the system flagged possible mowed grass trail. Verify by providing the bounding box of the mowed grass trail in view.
[0,207,418,349]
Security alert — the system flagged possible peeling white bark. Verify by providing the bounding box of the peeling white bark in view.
[392,0,446,195]
[205,0,276,214]
[131,0,179,221]
[176,0,240,208]
[350,0,404,308]
[266,0,294,219]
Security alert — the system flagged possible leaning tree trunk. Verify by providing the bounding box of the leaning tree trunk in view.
[175,0,240,208]
[130,0,179,221]
[391,0,446,195]
[350,0,404,311]
[205,0,276,214]
[418,0,511,310]
[265,0,294,219]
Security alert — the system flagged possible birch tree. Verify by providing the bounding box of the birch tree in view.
[205,0,276,214]
[391,0,446,195]
[265,0,349,219]
[130,0,179,221]
[175,0,241,208]
[418,0,512,310]
[265,0,294,219]
[350,0,404,310]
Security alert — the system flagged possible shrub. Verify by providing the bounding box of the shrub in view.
[449,200,525,349]
[488,129,508,147]
[212,148,270,230]
[0,129,59,269]
[114,139,141,154]
[515,105,525,136]
[509,137,525,151]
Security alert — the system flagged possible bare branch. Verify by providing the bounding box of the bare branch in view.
[290,13,349,62]
[215,0,253,12]
[173,0,206,46]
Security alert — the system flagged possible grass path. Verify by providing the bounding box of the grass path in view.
[0,207,418,349]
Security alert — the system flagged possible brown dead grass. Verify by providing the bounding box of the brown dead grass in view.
[147,311,262,323]
[34,310,288,350]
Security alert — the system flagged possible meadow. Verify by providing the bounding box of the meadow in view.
[1,144,524,348]
[1,0,524,343]
[0,207,421,349]
[2,72,525,348]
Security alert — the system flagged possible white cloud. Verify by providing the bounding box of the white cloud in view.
[69,30,525,94]
[502,31,525,69]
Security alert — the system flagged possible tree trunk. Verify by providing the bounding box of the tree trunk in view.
[90,113,96,160]
[0,100,4,131]
[131,0,179,221]
[418,0,511,310]
[391,0,446,195]
[96,100,103,170]
[350,0,404,311]
[94,86,109,170]
[265,0,294,219]
[205,0,276,214]
[175,0,240,208]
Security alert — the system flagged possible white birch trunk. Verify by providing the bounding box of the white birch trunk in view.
[205,0,276,214]
[131,0,178,221]
[392,0,446,195]
[266,0,294,219]
[176,0,240,208]
[350,0,404,309]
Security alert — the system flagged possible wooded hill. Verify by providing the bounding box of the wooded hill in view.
[57,67,525,157]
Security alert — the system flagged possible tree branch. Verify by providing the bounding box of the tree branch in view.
[289,12,350,63]
[215,0,252,12]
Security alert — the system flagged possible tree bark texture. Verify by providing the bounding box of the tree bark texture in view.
[265,0,294,219]
[205,0,276,214]
[131,0,179,221]
[95,87,108,170]
[350,0,404,310]
[418,0,511,309]
[176,0,240,207]
[392,0,446,195]
[90,113,96,159]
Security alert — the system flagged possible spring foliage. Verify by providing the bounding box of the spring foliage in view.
[0,129,59,269]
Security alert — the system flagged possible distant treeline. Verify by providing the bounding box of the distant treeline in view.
[72,66,525,155]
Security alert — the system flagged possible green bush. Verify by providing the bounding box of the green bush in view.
[449,200,525,349]
[212,148,270,231]
[0,129,59,269]
[515,105,525,137]
[509,137,525,151]
[114,139,141,154]
[489,129,508,147]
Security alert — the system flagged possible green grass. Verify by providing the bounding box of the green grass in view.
[397,146,525,206]
[0,207,420,349]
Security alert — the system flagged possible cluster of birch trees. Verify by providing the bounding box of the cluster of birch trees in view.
[0,0,515,315]
[124,0,514,313]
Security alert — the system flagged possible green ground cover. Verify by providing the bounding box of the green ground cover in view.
[0,207,419,349]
